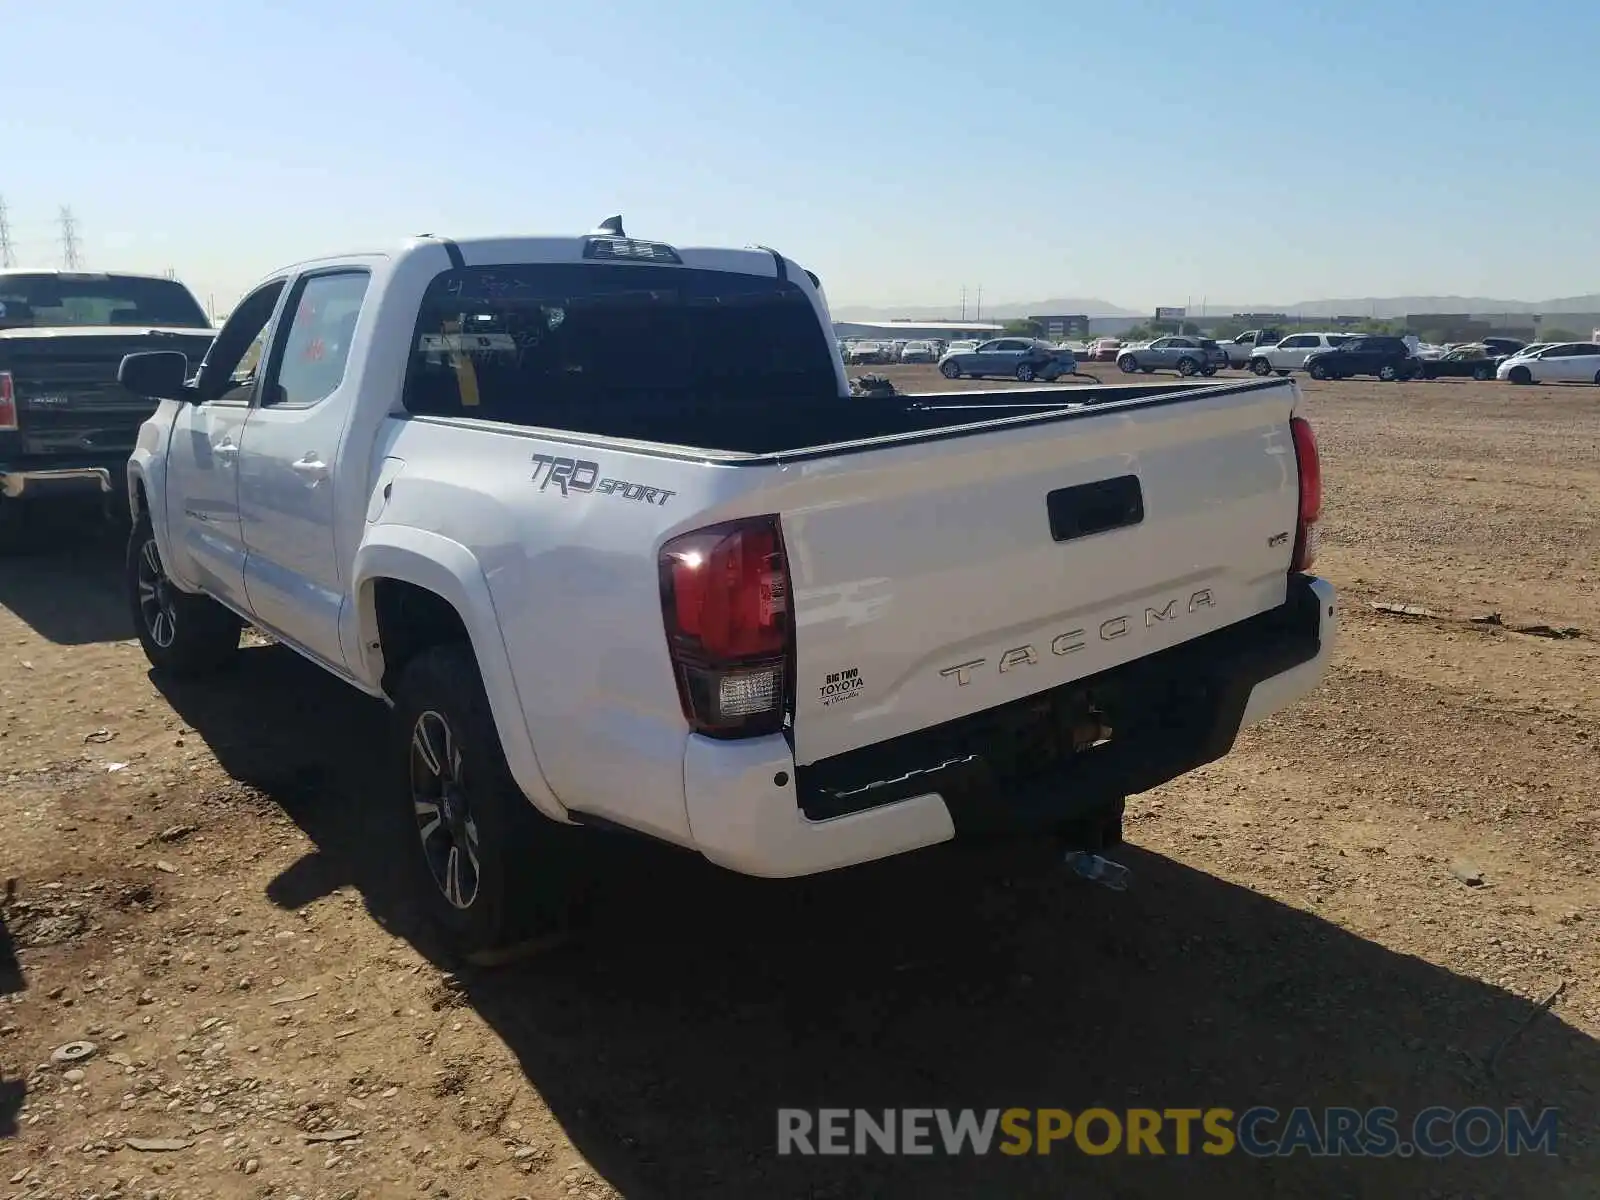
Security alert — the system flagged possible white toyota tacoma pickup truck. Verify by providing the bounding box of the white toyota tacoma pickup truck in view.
[118,219,1336,959]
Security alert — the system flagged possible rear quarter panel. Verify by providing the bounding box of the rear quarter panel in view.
[367,416,781,848]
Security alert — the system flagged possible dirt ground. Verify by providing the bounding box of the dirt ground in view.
[1,364,1597,1199]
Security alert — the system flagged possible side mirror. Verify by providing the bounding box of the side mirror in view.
[119,351,193,402]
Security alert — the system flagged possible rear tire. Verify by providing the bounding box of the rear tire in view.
[1379,363,1400,382]
[1016,363,1036,382]
[940,360,961,379]
[1177,357,1198,377]
[1472,365,1491,382]
[394,643,585,964]
[126,513,241,677]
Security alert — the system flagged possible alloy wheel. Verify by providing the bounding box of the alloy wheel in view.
[410,710,481,910]
[135,538,178,649]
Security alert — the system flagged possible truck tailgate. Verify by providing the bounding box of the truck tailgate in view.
[775,382,1303,765]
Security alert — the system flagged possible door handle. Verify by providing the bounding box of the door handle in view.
[212,438,238,460]
[292,454,330,484]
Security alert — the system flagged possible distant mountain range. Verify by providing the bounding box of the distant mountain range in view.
[831,295,1600,322]
[831,298,1140,321]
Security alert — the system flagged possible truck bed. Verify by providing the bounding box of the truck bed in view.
[415,378,1264,460]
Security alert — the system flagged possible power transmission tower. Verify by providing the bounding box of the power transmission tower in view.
[59,206,83,269]
[0,196,14,268]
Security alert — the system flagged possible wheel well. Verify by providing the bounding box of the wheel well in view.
[373,579,471,695]
[131,478,148,522]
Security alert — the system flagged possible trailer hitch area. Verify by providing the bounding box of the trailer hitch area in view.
[1056,706,1130,888]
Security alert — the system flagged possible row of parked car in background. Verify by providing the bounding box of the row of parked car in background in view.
[841,337,948,365]
[841,336,1086,382]
[840,327,1600,387]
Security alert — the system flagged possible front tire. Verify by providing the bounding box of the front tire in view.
[1177,357,1198,377]
[1508,366,1532,385]
[394,643,583,964]
[1117,355,1139,374]
[1250,358,1272,376]
[940,360,962,379]
[1473,365,1492,382]
[1379,363,1400,382]
[1308,361,1330,381]
[126,514,241,677]
[1016,363,1036,382]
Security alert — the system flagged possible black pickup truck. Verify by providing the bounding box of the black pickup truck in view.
[0,270,215,548]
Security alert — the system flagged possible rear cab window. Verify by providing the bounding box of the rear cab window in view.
[402,262,838,432]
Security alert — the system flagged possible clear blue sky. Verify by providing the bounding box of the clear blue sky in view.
[5,0,1595,314]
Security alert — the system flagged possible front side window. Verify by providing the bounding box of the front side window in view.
[197,280,286,404]
[403,263,837,424]
[266,271,370,408]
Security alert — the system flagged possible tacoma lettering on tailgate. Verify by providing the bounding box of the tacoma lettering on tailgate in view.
[938,589,1216,686]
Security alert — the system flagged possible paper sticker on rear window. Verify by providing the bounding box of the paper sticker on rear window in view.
[417,332,517,353]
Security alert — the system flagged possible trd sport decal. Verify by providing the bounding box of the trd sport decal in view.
[530,454,676,506]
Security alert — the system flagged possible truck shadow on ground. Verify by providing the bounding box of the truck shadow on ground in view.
[0,910,23,1138]
[0,510,130,646]
[154,644,1600,1200]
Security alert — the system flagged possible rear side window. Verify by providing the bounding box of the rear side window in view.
[402,263,837,425]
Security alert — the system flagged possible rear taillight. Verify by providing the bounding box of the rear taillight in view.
[0,372,15,432]
[1290,415,1321,572]
[659,515,792,738]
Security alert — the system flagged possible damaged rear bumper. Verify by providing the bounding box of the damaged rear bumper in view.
[683,574,1337,877]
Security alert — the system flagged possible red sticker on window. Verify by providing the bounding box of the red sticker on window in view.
[304,337,326,361]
